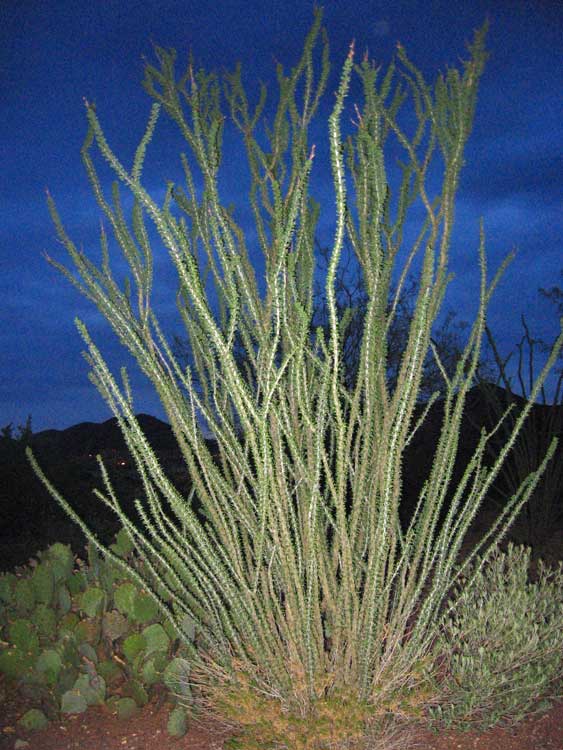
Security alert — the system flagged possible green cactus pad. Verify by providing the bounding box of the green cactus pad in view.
[34,604,57,640]
[167,706,188,738]
[162,619,178,641]
[114,582,137,616]
[80,586,106,618]
[131,591,160,624]
[14,578,35,615]
[35,649,63,686]
[61,688,88,714]
[123,678,149,706]
[140,657,159,686]
[66,570,87,595]
[114,696,139,720]
[0,573,15,603]
[57,584,72,615]
[0,648,34,680]
[17,708,50,732]
[110,527,135,558]
[55,634,81,670]
[58,612,79,636]
[78,641,98,664]
[8,619,39,654]
[98,562,123,592]
[102,610,129,641]
[162,657,191,696]
[141,623,170,656]
[73,672,106,706]
[74,618,101,645]
[55,665,80,697]
[140,651,169,686]
[44,543,74,583]
[97,658,123,686]
[31,563,54,605]
[122,633,146,662]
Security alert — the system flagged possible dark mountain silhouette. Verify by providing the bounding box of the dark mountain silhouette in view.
[1,385,561,572]
[26,413,181,460]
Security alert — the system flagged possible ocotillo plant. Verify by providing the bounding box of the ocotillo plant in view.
[28,10,563,736]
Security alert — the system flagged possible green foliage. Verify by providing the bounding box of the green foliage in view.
[113,696,139,719]
[113,581,137,616]
[43,542,75,583]
[122,632,146,662]
[167,705,188,737]
[14,578,35,615]
[123,677,149,706]
[34,603,57,639]
[102,609,129,640]
[110,527,135,558]
[58,612,79,636]
[57,584,72,614]
[73,672,106,706]
[35,649,63,686]
[0,647,35,680]
[141,622,170,654]
[28,8,563,747]
[429,544,563,730]
[17,707,49,732]
[79,586,106,617]
[31,563,55,604]
[0,531,195,738]
[0,573,16,603]
[163,656,192,697]
[131,591,160,623]
[60,688,88,714]
[66,570,87,595]
[97,658,123,686]
[74,617,101,644]
[9,619,39,654]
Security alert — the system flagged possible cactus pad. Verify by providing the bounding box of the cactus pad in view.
[102,609,129,641]
[34,603,57,639]
[114,582,137,616]
[163,657,192,696]
[113,696,139,720]
[31,563,55,605]
[17,708,50,732]
[73,672,106,706]
[9,619,39,654]
[14,578,35,615]
[80,586,106,618]
[167,706,188,737]
[43,543,74,583]
[0,573,15,604]
[60,688,88,714]
[122,633,146,662]
[110,527,135,558]
[142,623,170,656]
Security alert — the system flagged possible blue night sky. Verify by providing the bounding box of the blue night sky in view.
[1,0,562,433]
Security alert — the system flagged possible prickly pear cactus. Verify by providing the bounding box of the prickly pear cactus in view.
[0,529,198,738]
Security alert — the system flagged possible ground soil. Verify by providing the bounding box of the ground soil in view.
[1,682,562,750]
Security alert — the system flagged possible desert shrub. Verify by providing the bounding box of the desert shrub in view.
[27,9,563,749]
[428,543,563,730]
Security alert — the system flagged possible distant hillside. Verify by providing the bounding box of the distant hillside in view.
[27,413,180,460]
[1,385,561,572]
